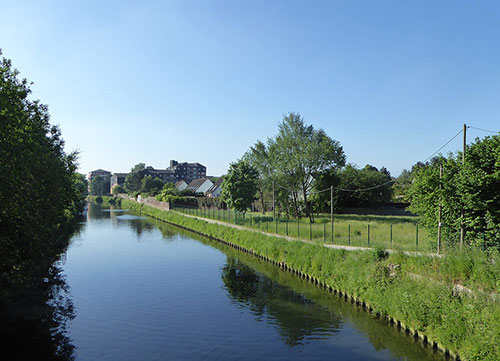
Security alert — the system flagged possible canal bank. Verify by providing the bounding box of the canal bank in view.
[117,197,500,361]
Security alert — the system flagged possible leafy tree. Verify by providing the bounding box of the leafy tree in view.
[268,113,345,221]
[111,184,126,195]
[221,160,259,213]
[0,50,82,337]
[392,169,411,201]
[89,175,110,196]
[140,175,164,196]
[407,135,500,247]
[244,140,273,213]
[124,163,145,193]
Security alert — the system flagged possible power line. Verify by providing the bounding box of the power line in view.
[468,126,499,134]
[333,179,395,192]
[422,128,464,163]
[271,124,493,195]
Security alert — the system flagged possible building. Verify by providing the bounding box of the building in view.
[205,178,223,198]
[175,180,188,191]
[111,173,128,188]
[143,166,177,183]
[168,160,206,184]
[88,169,111,181]
[187,178,213,194]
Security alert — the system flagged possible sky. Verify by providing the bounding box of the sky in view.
[1,0,499,177]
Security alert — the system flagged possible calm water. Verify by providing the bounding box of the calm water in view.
[59,205,445,360]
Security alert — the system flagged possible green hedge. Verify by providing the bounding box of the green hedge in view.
[121,198,500,361]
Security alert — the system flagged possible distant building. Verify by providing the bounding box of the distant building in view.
[187,178,213,194]
[88,169,111,181]
[205,178,223,198]
[111,173,128,188]
[168,160,206,184]
[143,166,177,183]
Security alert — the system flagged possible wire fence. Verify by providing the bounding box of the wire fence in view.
[172,205,437,252]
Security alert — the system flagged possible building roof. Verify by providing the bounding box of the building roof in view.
[112,172,129,177]
[205,178,223,195]
[90,169,111,173]
[187,177,212,191]
[175,180,187,186]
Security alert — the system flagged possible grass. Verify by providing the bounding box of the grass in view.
[116,197,500,361]
[174,206,433,252]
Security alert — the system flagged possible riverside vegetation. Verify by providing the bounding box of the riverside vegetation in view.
[114,197,500,361]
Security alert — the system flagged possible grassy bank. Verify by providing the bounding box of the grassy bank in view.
[121,198,500,361]
[173,206,433,252]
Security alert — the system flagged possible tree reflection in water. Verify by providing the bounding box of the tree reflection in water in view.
[1,264,76,361]
[222,257,342,347]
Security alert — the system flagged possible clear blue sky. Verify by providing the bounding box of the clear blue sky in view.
[2,0,499,177]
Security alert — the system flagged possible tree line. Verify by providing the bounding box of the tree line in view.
[221,113,500,247]
[1,50,88,357]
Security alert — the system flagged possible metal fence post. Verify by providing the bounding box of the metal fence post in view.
[348,224,351,245]
[416,224,419,251]
[390,224,393,246]
[368,224,370,246]
[309,222,312,240]
[286,219,288,236]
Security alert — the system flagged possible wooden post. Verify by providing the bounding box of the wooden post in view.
[460,124,466,249]
[437,165,443,254]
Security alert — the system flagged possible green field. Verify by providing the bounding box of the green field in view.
[173,207,434,252]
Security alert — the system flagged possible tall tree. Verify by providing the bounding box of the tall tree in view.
[89,175,110,196]
[221,160,259,213]
[124,163,146,193]
[268,113,345,221]
[407,135,500,247]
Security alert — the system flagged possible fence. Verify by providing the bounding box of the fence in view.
[172,205,434,252]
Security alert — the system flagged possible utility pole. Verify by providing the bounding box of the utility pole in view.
[460,124,466,249]
[272,180,275,222]
[330,185,334,242]
[330,185,333,225]
[437,165,442,255]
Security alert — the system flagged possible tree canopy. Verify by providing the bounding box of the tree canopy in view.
[221,160,259,213]
[124,163,146,193]
[407,135,500,247]
[245,113,345,221]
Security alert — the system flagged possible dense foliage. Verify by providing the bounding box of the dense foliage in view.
[124,162,146,193]
[0,51,85,358]
[245,113,345,221]
[221,160,259,213]
[312,164,393,212]
[89,174,110,196]
[407,135,500,247]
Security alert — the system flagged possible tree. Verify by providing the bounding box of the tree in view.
[111,184,126,195]
[140,175,164,195]
[89,175,110,196]
[0,50,82,333]
[268,113,345,221]
[407,135,500,247]
[244,140,273,213]
[221,160,259,213]
[124,163,145,193]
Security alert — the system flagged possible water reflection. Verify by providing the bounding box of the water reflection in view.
[222,257,342,347]
[218,246,445,361]
[0,230,81,361]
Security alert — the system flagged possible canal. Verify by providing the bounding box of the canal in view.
[58,204,445,360]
